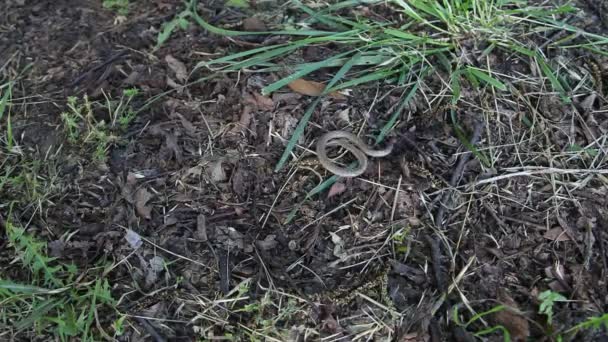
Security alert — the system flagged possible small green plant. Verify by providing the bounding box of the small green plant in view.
[391,226,411,254]
[1,217,119,340]
[105,88,139,130]
[102,0,130,16]
[452,304,511,342]
[60,96,83,143]
[155,10,191,50]
[538,290,568,324]
[60,89,139,162]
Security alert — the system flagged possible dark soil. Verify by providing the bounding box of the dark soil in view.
[1,0,608,341]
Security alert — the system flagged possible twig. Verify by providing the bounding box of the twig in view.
[217,248,231,295]
[467,167,608,187]
[135,317,167,342]
[435,119,484,229]
[426,235,446,292]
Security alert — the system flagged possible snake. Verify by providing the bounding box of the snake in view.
[316,131,393,178]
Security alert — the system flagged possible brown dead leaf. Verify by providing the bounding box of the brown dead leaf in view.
[231,105,252,134]
[165,131,183,163]
[121,172,138,203]
[165,54,188,83]
[135,188,153,219]
[543,226,571,242]
[252,91,274,110]
[494,289,530,342]
[287,79,346,99]
[174,112,197,136]
[327,182,346,198]
[242,17,267,32]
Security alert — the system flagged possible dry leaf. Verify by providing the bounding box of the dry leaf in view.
[121,172,138,203]
[209,160,227,182]
[164,131,183,163]
[256,235,278,250]
[327,182,346,198]
[125,229,143,249]
[580,92,597,111]
[231,105,253,134]
[166,76,182,90]
[135,188,153,219]
[543,227,571,242]
[494,289,530,341]
[330,232,346,260]
[337,108,351,123]
[165,54,188,82]
[242,17,267,31]
[252,91,274,110]
[287,78,346,99]
[175,112,197,136]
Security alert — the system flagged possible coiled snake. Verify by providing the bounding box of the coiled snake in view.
[316,131,393,178]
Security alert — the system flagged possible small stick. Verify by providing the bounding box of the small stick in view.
[435,119,484,229]
[135,317,167,342]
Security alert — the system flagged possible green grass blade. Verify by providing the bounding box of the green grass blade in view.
[474,325,511,342]
[0,81,11,121]
[195,43,290,70]
[499,40,536,57]
[325,52,361,91]
[451,109,490,167]
[409,0,448,22]
[384,29,451,46]
[7,112,13,150]
[324,0,383,11]
[466,67,507,91]
[262,51,354,95]
[376,82,419,143]
[536,55,571,103]
[295,54,394,70]
[195,33,361,71]
[0,280,52,294]
[292,0,350,30]
[331,68,403,91]
[15,298,63,330]
[190,0,336,37]
[393,0,425,21]
[274,97,323,172]
[451,69,462,104]
[465,305,506,327]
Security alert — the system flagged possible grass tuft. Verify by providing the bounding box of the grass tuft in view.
[2,216,120,340]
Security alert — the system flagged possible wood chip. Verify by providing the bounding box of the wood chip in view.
[165,54,188,83]
[543,226,571,242]
[135,188,153,219]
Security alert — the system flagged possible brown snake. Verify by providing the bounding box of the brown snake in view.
[316,131,393,177]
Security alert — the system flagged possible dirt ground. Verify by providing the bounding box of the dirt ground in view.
[1,0,608,341]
